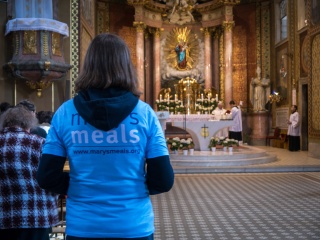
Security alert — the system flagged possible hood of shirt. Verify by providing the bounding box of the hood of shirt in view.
[73,88,139,132]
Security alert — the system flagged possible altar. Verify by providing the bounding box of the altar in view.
[167,114,234,151]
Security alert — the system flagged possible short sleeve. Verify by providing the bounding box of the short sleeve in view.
[145,108,169,159]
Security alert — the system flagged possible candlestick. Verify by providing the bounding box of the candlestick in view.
[201,94,204,101]
[215,94,218,101]
[175,94,177,101]
[160,94,162,101]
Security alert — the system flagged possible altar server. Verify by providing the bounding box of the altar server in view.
[229,100,243,141]
[287,105,300,151]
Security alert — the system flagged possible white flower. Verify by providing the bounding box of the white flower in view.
[172,142,176,146]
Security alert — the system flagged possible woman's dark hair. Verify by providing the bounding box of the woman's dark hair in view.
[37,111,53,124]
[0,106,38,130]
[0,102,13,113]
[16,99,36,112]
[75,33,141,96]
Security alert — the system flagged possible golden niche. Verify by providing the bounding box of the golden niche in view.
[164,27,199,71]
[23,31,37,55]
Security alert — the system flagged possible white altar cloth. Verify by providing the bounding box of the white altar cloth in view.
[168,114,234,151]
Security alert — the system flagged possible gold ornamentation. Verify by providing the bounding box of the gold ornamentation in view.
[164,27,199,71]
[201,124,209,138]
[200,27,211,36]
[44,61,51,71]
[212,27,222,39]
[43,31,49,56]
[219,33,225,102]
[23,31,37,55]
[133,21,146,33]
[52,32,62,56]
[154,28,163,38]
[14,32,19,55]
[97,1,109,34]
[311,34,320,131]
[222,21,235,32]
[25,80,52,97]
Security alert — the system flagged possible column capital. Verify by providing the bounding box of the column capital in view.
[149,27,163,38]
[222,21,235,31]
[200,27,211,37]
[133,21,146,33]
[212,27,223,39]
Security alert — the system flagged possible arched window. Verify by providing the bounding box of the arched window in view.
[280,0,287,40]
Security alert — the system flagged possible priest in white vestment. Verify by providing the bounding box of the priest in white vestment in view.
[212,101,228,137]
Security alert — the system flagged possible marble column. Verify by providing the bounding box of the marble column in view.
[153,28,162,108]
[212,28,220,94]
[202,28,212,89]
[134,22,146,101]
[222,21,234,106]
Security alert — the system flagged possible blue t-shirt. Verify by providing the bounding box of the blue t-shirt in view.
[42,99,169,238]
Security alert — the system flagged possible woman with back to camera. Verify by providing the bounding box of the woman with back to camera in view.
[0,106,59,240]
[37,33,174,240]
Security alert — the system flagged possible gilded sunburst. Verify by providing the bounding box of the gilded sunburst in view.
[164,27,199,71]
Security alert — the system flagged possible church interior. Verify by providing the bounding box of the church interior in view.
[0,0,319,158]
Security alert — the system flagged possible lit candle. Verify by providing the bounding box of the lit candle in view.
[216,94,218,101]
[201,94,204,101]
[175,94,177,101]
[160,94,162,101]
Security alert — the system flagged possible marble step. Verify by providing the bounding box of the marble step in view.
[169,145,277,169]
[171,154,277,167]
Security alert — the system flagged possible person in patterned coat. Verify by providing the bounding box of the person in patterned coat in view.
[0,106,59,240]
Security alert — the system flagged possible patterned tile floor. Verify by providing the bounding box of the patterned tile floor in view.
[151,172,320,240]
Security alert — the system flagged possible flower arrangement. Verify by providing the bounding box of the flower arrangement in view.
[179,138,194,150]
[195,98,218,114]
[228,139,239,147]
[208,137,220,148]
[167,137,180,151]
[187,138,195,149]
[222,139,230,147]
[175,104,185,114]
[179,139,189,150]
[155,99,169,111]
[220,138,239,147]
